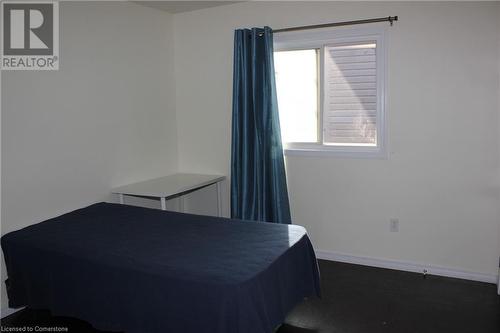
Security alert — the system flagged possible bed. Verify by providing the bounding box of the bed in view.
[1,202,320,333]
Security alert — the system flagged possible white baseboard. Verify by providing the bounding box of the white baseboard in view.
[315,249,499,285]
[1,306,23,319]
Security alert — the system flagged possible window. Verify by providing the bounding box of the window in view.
[274,28,386,158]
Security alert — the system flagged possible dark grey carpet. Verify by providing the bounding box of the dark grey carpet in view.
[2,260,499,332]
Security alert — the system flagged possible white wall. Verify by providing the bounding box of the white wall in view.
[173,1,500,279]
[497,3,500,291]
[1,1,177,312]
[0,42,3,311]
[1,1,499,314]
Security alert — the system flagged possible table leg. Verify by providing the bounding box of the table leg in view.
[216,181,222,217]
[179,196,185,213]
[160,197,166,210]
[119,194,124,204]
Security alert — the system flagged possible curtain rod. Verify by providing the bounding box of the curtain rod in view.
[273,16,398,34]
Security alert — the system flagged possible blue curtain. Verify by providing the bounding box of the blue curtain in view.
[230,26,291,224]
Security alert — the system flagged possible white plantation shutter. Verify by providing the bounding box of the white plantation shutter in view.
[323,43,378,145]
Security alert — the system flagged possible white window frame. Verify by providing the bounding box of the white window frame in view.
[274,27,387,159]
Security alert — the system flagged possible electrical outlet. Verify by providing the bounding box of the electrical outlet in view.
[390,218,399,232]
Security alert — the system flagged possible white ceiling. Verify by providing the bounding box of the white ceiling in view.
[135,1,241,14]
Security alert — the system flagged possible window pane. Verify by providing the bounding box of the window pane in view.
[323,43,377,146]
[274,50,318,143]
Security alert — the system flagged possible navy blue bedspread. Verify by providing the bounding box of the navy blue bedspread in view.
[2,203,320,333]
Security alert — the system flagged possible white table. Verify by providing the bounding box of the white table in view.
[111,173,226,216]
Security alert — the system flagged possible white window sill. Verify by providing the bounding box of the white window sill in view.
[283,147,387,159]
